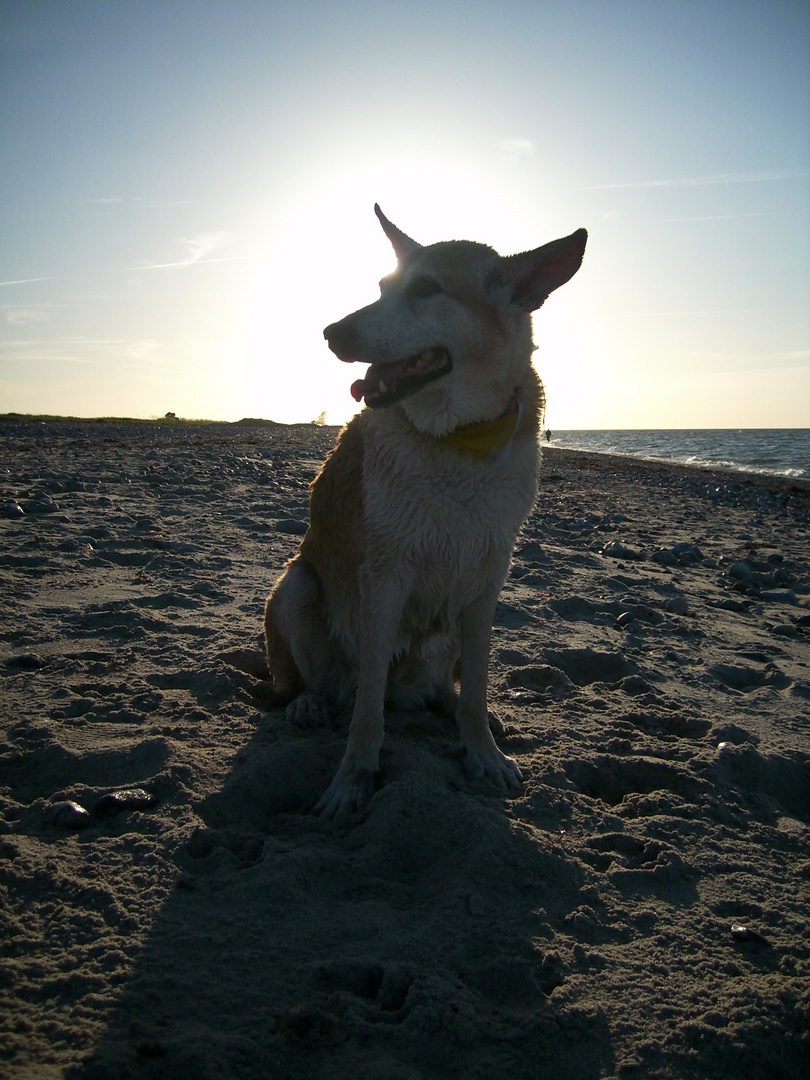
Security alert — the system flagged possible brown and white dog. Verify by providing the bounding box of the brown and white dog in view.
[263,205,587,817]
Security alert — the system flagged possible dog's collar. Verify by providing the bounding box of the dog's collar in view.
[440,390,523,459]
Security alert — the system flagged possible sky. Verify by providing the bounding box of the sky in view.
[1,0,808,429]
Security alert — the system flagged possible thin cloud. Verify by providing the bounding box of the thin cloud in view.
[129,255,252,271]
[183,231,234,263]
[672,349,810,371]
[619,213,766,224]
[614,309,759,317]
[2,303,61,326]
[128,231,239,272]
[586,169,808,190]
[68,196,193,206]
[1,336,164,368]
[709,349,808,366]
[0,276,61,286]
[500,137,534,156]
[498,137,535,164]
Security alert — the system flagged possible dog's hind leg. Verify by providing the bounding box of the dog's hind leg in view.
[263,560,342,725]
[315,571,410,818]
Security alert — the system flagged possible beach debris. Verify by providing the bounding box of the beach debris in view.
[2,500,24,519]
[49,800,92,828]
[715,741,743,756]
[615,604,662,628]
[93,788,158,820]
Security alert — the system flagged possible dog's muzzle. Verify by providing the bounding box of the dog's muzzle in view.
[348,348,452,408]
[323,319,452,408]
[323,318,361,362]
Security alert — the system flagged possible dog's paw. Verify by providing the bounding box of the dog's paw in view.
[286,693,329,728]
[463,740,522,792]
[314,766,379,820]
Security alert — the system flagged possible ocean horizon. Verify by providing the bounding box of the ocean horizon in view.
[545,428,810,480]
[3,415,809,481]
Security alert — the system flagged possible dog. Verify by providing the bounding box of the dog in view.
[262,205,587,818]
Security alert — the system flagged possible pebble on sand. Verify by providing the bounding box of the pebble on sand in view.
[602,539,640,560]
[93,789,158,820]
[730,925,761,942]
[49,801,92,828]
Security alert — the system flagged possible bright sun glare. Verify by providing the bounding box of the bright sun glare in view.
[240,169,585,427]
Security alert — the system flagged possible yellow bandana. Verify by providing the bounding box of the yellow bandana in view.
[440,393,523,458]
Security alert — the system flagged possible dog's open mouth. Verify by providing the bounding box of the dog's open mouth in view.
[350,347,452,408]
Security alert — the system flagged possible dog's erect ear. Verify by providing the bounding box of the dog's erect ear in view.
[374,203,422,261]
[499,228,588,312]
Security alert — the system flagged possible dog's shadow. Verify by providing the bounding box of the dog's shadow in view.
[72,649,613,1080]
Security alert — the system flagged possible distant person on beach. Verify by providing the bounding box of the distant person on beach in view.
[545,429,551,442]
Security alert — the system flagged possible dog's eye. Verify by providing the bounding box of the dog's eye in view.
[407,276,443,299]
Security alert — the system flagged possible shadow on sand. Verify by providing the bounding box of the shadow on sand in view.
[70,684,615,1080]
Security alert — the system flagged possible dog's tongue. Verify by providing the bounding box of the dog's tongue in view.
[350,364,380,403]
[350,378,367,402]
[348,349,450,407]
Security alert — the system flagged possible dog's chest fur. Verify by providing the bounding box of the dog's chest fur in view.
[302,396,540,658]
[364,407,538,565]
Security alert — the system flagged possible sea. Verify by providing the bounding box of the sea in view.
[545,429,810,480]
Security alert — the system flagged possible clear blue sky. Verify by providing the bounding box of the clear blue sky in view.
[1,0,808,427]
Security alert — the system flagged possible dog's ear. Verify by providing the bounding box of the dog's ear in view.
[499,228,588,312]
[374,203,422,261]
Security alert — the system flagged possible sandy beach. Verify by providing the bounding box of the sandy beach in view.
[1,416,808,1080]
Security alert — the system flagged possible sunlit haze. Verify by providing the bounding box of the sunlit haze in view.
[1,0,808,428]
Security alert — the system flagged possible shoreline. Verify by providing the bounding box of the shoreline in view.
[2,414,808,494]
[543,445,810,497]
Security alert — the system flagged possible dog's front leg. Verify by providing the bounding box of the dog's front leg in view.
[457,588,522,791]
[315,574,405,819]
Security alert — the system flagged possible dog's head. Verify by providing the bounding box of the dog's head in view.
[323,205,587,437]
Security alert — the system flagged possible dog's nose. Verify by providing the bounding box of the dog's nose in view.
[323,318,359,362]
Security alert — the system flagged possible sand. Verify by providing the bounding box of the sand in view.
[1,416,808,1080]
